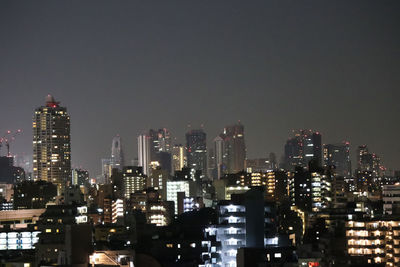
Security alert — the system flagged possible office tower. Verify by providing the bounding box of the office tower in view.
[33,95,71,193]
[149,128,172,156]
[323,142,352,177]
[355,145,384,192]
[186,129,207,178]
[122,166,145,199]
[172,144,186,172]
[110,135,124,170]
[213,135,226,179]
[284,130,322,170]
[357,145,384,176]
[357,145,371,171]
[223,123,246,173]
[207,147,216,179]
[100,158,112,184]
[144,129,172,175]
[138,134,150,175]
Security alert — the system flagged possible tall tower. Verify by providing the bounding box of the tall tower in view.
[138,134,150,175]
[172,144,186,173]
[33,95,71,194]
[111,135,124,170]
[284,129,322,170]
[186,129,207,179]
[223,123,246,173]
[323,142,352,177]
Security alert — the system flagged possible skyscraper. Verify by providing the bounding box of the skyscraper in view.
[223,123,246,173]
[149,128,172,154]
[148,128,172,173]
[213,135,226,179]
[284,130,322,170]
[33,95,71,194]
[111,135,124,170]
[138,134,150,176]
[172,144,186,173]
[323,142,352,177]
[186,129,207,179]
[211,123,246,178]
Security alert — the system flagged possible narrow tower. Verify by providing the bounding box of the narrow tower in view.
[33,95,71,194]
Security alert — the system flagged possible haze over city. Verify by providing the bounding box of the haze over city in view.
[2,2,400,267]
[0,1,399,176]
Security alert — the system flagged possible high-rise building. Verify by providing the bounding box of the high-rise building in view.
[100,158,112,184]
[149,128,172,155]
[172,144,186,172]
[33,95,71,193]
[71,169,89,187]
[202,188,278,266]
[357,145,384,178]
[223,123,246,174]
[213,135,226,179]
[186,129,207,178]
[122,166,145,199]
[138,134,150,175]
[284,130,322,170]
[146,128,172,174]
[355,145,385,192]
[110,135,124,170]
[323,142,352,177]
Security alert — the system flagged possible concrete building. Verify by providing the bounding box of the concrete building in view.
[123,166,145,199]
[383,184,400,215]
[33,95,71,194]
[202,187,279,267]
[346,217,400,266]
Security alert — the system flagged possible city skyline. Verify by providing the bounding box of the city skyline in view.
[0,1,399,176]
[1,2,400,266]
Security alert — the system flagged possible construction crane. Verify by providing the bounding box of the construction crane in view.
[0,129,22,157]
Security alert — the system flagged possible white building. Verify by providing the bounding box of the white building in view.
[166,180,195,214]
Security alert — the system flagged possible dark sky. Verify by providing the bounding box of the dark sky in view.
[0,1,399,176]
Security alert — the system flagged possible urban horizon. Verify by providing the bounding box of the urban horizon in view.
[0,1,399,267]
[1,93,398,178]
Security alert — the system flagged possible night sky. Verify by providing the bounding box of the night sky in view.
[0,1,399,176]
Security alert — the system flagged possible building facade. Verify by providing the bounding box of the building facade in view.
[186,129,207,179]
[33,95,71,193]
